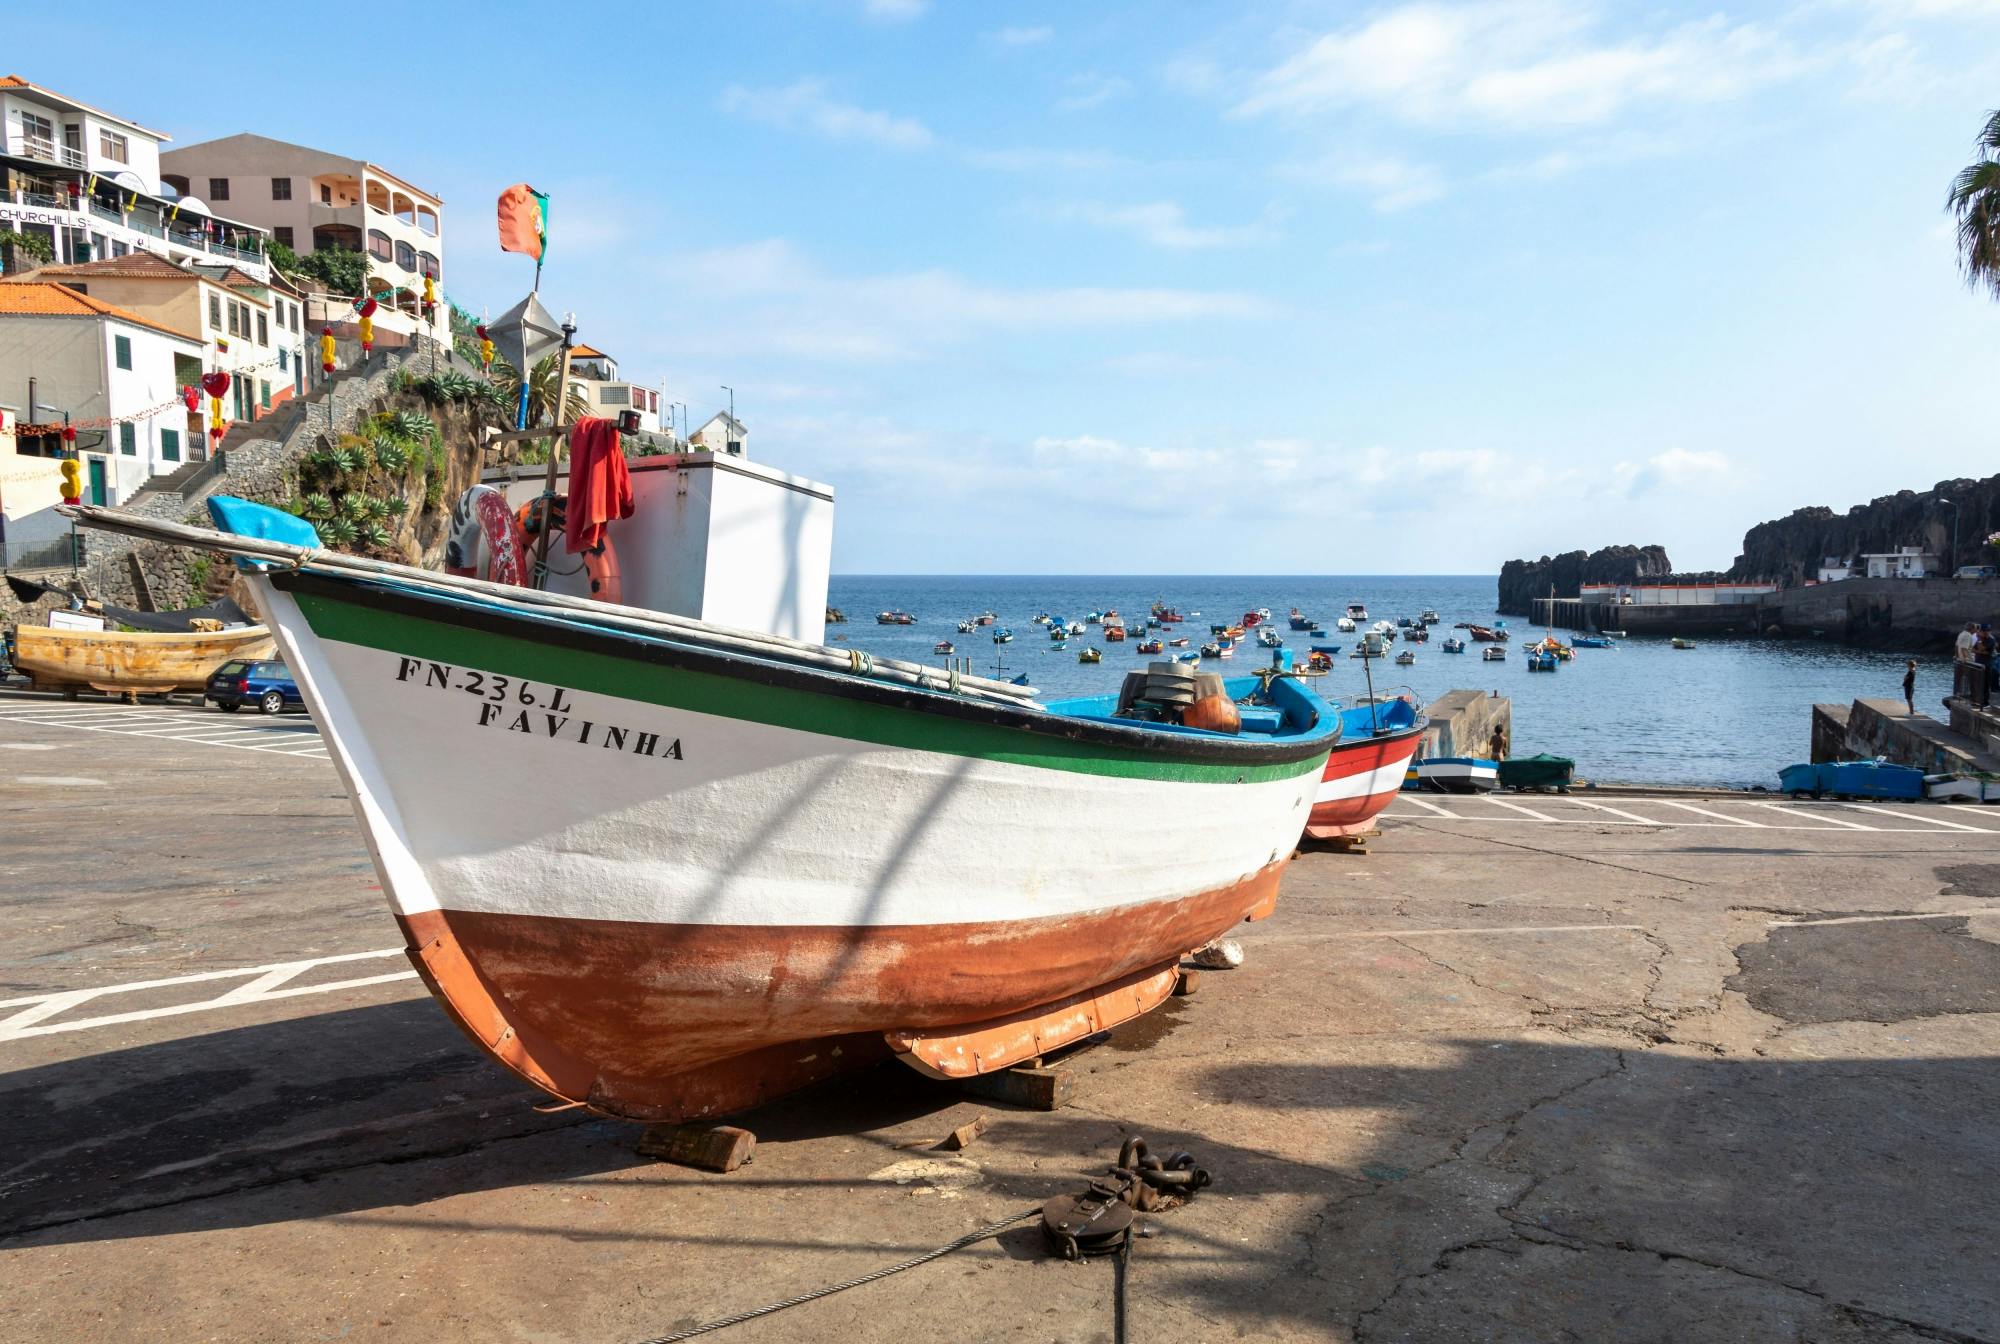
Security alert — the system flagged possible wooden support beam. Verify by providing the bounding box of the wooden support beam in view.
[960,1064,1073,1112]
[636,1122,756,1172]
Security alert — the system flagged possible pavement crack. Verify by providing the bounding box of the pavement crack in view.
[1403,821,1707,892]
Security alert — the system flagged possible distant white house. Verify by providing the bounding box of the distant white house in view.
[1862,547,1938,579]
[1817,556,1853,582]
[564,343,661,434]
[690,412,746,457]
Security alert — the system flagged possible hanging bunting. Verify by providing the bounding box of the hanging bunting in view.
[320,326,336,375]
[357,297,378,354]
[476,324,494,372]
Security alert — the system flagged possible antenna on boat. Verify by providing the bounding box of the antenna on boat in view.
[1359,632,1382,734]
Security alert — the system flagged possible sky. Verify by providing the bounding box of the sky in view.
[22,0,2000,574]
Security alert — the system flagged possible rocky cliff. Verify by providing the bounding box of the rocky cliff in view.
[1496,545,1676,616]
[1730,477,2000,584]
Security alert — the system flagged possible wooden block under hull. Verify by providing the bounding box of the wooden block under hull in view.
[960,1065,1073,1111]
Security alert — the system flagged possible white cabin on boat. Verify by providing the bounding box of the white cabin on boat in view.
[482,451,834,644]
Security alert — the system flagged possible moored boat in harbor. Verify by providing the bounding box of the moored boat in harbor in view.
[1407,756,1499,793]
[1303,696,1426,840]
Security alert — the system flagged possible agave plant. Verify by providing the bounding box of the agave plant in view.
[371,438,411,474]
[415,370,481,405]
[300,492,336,522]
[322,515,358,548]
[328,446,360,475]
[367,496,398,523]
[359,521,393,552]
[385,409,437,442]
[339,492,373,520]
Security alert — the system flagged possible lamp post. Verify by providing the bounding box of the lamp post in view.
[1942,498,1960,577]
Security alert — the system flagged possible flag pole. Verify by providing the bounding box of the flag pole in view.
[530,314,577,590]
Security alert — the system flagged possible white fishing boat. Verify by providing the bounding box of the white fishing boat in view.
[69,475,1341,1125]
[1335,616,1357,633]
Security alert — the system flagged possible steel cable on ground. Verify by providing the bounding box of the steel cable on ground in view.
[633,1207,1042,1343]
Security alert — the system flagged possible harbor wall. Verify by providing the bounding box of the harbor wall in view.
[1419,690,1511,760]
[1836,698,1997,775]
[1760,577,2000,647]
[1601,603,1765,636]
[1810,703,1851,764]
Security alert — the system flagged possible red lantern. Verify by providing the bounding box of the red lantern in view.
[62,424,76,443]
[182,385,200,412]
[200,370,231,399]
[320,326,336,375]
[358,297,378,318]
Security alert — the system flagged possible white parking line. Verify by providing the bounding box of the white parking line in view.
[1830,802,1997,833]
[1485,797,1561,822]
[1770,909,2000,927]
[0,948,414,1041]
[1746,801,1874,829]
[1398,797,1463,819]
[1563,799,1667,825]
[1650,799,1766,827]
[0,701,325,758]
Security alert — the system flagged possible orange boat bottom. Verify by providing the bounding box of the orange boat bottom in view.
[399,858,1286,1122]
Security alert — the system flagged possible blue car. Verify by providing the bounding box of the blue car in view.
[205,658,304,714]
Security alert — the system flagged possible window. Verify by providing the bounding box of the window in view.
[113,334,131,369]
[119,423,136,455]
[273,226,294,249]
[278,348,288,372]
[394,240,416,271]
[209,293,222,329]
[226,302,239,337]
[161,428,180,462]
[417,251,439,280]
[271,177,292,201]
[99,130,129,164]
[208,177,230,201]
[21,111,53,144]
[260,380,271,409]
[599,385,629,406]
[367,229,392,261]
[257,311,268,345]
[320,183,332,205]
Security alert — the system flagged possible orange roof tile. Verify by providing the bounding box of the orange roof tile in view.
[569,343,610,360]
[0,282,200,342]
[28,252,197,281]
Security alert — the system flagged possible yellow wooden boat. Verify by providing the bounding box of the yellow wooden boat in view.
[10,622,275,695]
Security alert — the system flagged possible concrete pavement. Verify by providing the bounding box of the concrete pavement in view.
[3,694,1998,1342]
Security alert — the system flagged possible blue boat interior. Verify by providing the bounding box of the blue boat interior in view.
[1044,674,1340,744]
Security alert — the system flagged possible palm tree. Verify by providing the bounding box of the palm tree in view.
[1947,109,2000,300]
[490,353,589,428]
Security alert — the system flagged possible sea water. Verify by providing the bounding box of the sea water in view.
[827,575,1950,788]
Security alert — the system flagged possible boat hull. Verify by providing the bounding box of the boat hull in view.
[1412,759,1499,793]
[1304,715,1426,840]
[254,571,1328,1120]
[10,622,274,693]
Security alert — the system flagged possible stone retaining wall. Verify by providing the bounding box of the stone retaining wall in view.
[1419,689,1513,760]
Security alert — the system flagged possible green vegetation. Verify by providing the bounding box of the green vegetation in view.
[490,354,589,428]
[0,228,54,274]
[1949,108,2000,300]
[268,241,368,297]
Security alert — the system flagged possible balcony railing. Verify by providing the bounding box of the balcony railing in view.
[12,134,87,170]
[1,187,267,269]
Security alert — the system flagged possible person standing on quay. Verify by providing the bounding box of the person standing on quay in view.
[1957,621,1978,665]
[1904,659,1918,714]
[1979,625,1997,707]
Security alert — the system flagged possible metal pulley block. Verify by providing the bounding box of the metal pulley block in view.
[1041,1178,1136,1259]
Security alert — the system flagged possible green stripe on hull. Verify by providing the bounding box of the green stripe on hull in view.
[293,589,1323,785]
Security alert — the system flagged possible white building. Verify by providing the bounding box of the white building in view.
[0,281,205,509]
[158,133,445,339]
[1816,557,1853,583]
[566,344,662,433]
[690,412,747,457]
[1863,547,1939,579]
[20,252,305,425]
[0,74,271,281]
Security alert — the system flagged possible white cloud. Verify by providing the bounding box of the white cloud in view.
[1057,73,1133,112]
[989,25,1052,46]
[720,79,934,150]
[1608,447,1735,498]
[1236,2,1808,129]
[1282,153,1445,211]
[649,239,1278,363]
[1043,199,1281,249]
[862,0,927,21]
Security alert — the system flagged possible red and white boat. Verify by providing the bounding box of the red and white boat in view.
[1304,697,1426,840]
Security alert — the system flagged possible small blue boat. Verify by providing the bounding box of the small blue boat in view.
[993,627,1014,644]
[1309,643,1342,657]
[1527,650,1559,672]
[1572,636,1614,649]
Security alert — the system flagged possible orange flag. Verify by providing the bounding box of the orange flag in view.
[496,184,548,262]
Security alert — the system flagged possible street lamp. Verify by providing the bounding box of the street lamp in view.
[1941,498,1961,576]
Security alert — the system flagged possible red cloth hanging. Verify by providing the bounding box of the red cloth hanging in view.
[564,416,632,555]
